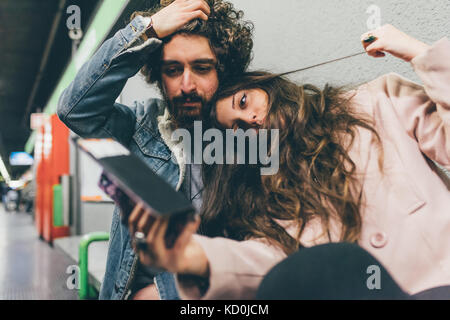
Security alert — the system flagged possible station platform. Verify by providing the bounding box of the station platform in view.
[0,206,79,299]
[54,235,108,293]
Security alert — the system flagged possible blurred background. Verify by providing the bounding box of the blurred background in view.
[0,0,448,300]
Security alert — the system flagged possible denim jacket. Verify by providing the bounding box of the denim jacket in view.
[57,15,187,300]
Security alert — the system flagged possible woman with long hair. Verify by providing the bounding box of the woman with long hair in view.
[129,24,450,299]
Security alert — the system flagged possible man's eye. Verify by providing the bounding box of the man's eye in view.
[163,67,182,77]
[193,65,213,74]
[239,93,247,108]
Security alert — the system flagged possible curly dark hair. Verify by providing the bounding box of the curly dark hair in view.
[130,0,254,85]
[200,72,384,255]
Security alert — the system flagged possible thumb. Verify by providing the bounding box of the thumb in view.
[365,41,386,58]
[173,215,201,251]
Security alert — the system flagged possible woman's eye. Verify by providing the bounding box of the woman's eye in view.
[239,93,247,108]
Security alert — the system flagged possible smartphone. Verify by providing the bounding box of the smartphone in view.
[76,137,196,248]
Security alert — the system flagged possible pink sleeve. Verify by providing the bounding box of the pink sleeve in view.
[174,234,287,300]
[394,37,450,168]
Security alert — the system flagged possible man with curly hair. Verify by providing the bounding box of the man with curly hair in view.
[57,0,253,300]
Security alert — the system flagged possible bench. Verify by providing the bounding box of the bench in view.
[54,233,109,299]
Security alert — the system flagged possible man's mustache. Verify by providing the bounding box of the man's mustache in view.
[172,93,204,106]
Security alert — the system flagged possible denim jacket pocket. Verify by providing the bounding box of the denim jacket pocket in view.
[132,125,172,161]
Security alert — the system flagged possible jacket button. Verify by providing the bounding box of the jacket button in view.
[370,232,388,248]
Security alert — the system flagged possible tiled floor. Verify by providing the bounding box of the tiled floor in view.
[0,205,78,300]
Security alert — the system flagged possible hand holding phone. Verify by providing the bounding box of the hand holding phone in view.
[128,203,209,277]
[98,172,195,248]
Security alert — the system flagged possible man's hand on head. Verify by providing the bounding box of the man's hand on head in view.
[151,0,211,39]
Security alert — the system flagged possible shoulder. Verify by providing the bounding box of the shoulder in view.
[347,72,427,114]
[364,72,425,98]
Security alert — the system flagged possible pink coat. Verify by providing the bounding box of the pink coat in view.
[175,37,450,299]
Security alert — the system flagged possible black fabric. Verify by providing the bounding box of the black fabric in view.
[256,243,411,300]
[130,262,155,295]
[412,286,450,300]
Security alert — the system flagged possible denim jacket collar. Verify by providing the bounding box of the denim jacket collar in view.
[157,107,186,191]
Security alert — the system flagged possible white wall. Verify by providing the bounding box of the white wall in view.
[117,0,449,180]
[121,0,449,99]
[232,0,449,87]
[119,72,161,105]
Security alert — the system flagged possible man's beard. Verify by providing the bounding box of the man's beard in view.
[165,92,212,129]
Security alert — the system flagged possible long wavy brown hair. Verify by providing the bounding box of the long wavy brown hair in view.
[130,0,254,85]
[199,71,383,255]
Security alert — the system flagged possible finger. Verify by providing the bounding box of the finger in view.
[146,217,166,246]
[139,248,155,267]
[152,218,170,253]
[188,0,211,16]
[136,210,156,234]
[188,10,208,21]
[371,51,386,58]
[360,29,379,41]
[365,42,385,58]
[143,217,166,265]
[138,250,146,265]
[366,50,385,58]
[173,215,201,252]
[361,32,378,50]
[366,41,381,52]
[128,202,145,236]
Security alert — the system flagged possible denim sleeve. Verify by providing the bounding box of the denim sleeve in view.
[57,15,162,146]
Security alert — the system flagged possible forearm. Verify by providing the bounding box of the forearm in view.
[57,16,161,144]
[409,37,450,166]
[411,37,450,111]
[175,235,288,300]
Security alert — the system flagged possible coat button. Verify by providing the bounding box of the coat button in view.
[370,232,388,248]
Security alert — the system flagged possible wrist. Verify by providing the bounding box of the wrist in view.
[181,240,210,278]
[411,42,431,60]
[142,16,159,40]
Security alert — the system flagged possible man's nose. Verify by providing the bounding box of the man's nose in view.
[180,70,196,94]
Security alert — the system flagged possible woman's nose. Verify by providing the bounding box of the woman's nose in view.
[235,109,263,128]
[254,114,265,126]
[239,113,255,126]
[247,113,263,126]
